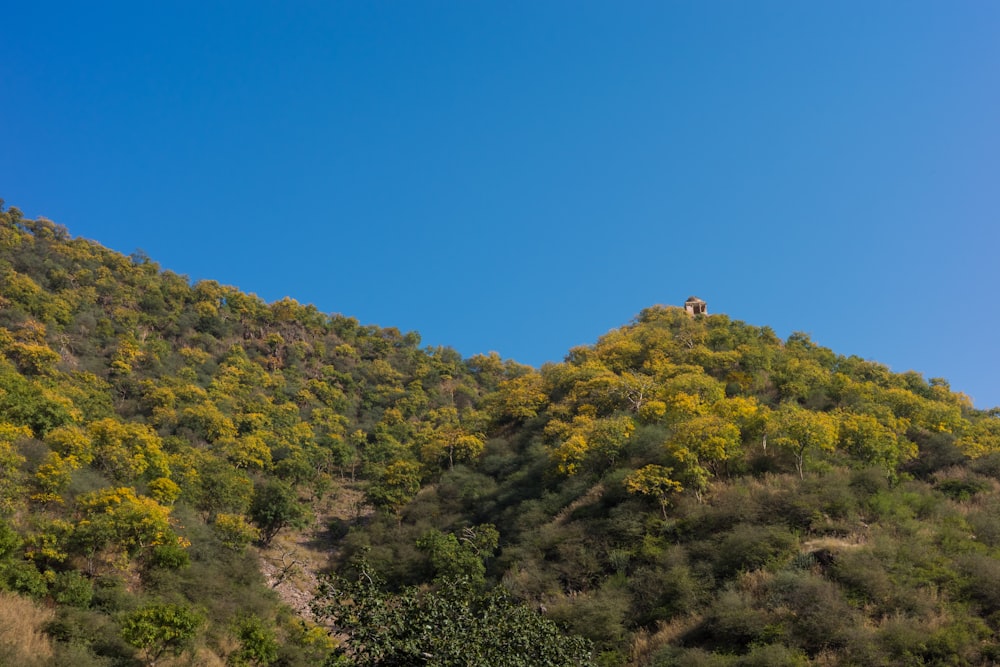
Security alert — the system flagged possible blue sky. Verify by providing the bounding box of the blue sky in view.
[2,2,999,407]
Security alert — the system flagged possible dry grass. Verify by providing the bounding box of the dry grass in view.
[0,591,54,667]
[627,615,701,666]
[552,483,606,526]
[257,483,373,626]
[800,534,867,552]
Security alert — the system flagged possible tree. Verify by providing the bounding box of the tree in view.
[249,480,310,545]
[549,414,635,476]
[312,564,593,666]
[417,524,499,584]
[770,404,838,478]
[88,418,169,483]
[420,407,488,470]
[120,603,204,666]
[194,459,254,519]
[32,451,78,504]
[73,487,183,566]
[957,417,1000,459]
[229,613,279,666]
[837,410,915,478]
[624,465,683,519]
[668,414,742,478]
[0,362,74,435]
[213,513,262,551]
[365,460,421,515]
[617,371,657,413]
[490,372,548,422]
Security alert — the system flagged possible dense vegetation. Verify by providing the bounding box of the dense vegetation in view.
[1,200,999,666]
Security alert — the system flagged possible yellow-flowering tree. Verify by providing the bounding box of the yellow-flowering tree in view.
[770,404,838,478]
[624,465,683,518]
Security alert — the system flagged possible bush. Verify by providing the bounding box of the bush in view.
[651,646,734,667]
[314,569,594,666]
[713,524,798,579]
[768,571,860,655]
[967,503,1000,547]
[547,582,630,650]
[959,553,1000,615]
[629,553,707,623]
[737,643,809,667]
[52,570,93,608]
[829,549,892,606]
[90,576,134,613]
[45,608,127,666]
[697,589,774,651]
[971,452,1000,481]
[936,477,989,502]
[148,542,190,570]
[1,559,47,598]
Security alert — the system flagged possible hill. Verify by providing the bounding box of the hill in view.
[1,201,1000,666]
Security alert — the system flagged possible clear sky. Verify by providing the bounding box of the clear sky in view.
[2,2,999,407]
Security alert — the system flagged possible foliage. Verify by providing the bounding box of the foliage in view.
[119,602,204,665]
[417,523,499,584]
[624,465,682,518]
[3,204,1000,665]
[313,564,594,666]
[229,612,280,666]
[249,480,311,545]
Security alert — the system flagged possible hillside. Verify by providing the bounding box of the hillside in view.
[1,202,1000,666]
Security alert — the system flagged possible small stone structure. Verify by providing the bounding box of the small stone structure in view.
[684,296,707,316]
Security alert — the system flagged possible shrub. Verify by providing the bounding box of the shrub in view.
[148,542,191,570]
[119,602,205,666]
[959,553,1000,615]
[698,589,774,651]
[629,548,707,624]
[936,477,989,502]
[547,582,630,649]
[1,558,47,598]
[52,570,93,608]
[737,643,809,667]
[829,549,892,607]
[767,571,860,656]
[651,646,734,667]
[967,503,1000,547]
[713,524,798,579]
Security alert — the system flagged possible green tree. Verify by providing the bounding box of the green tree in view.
[313,565,593,666]
[249,480,310,545]
[0,361,74,435]
[229,613,279,666]
[120,602,204,666]
[417,524,499,584]
[195,460,255,519]
[365,460,422,515]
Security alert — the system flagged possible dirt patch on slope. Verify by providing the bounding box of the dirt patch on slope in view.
[256,485,372,624]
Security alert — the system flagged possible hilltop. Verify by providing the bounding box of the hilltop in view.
[0,203,999,666]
